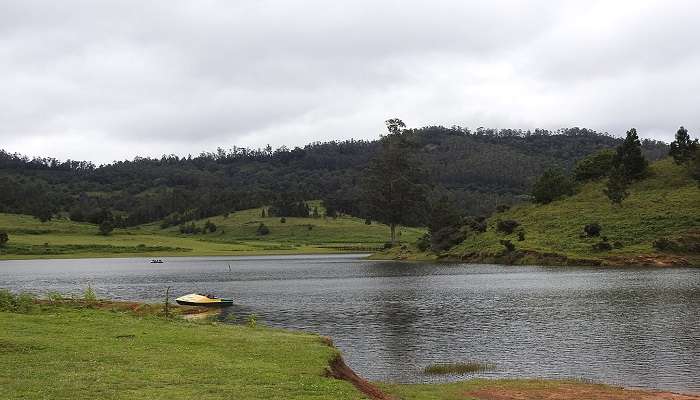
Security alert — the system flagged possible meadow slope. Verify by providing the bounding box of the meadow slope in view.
[383,159,700,266]
[0,203,423,259]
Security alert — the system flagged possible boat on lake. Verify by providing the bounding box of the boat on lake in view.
[150,259,164,263]
[175,293,233,307]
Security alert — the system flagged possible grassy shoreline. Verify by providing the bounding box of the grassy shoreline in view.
[1,296,697,399]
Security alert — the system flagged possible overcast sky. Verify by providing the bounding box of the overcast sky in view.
[2,0,699,163]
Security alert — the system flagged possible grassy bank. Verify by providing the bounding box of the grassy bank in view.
[378,159,700,267]
[2,295,697,400]
[0,301,364,399]
[0,204,424,259]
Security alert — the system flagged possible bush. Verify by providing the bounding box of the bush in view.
[592,240,613,251]
[496,220,520,234]
[280,217,286,223]
[204,220,217,233]
[247,314,258,328]
[574,149,615,181]
[465,217,487,233]
[431,226,466,252]
[500,239,515,252]
[416,233,431,252]
[653,237,675,251]
[256,223,270,236]
[517,230,525,241]
[532,168,575,204]
[0,231,8,246]
[365,218,372,225]
[495,204,510,213]
[98,220,114,236]
[0,290,37,313]
[584,223,601,237]
[179,222,202,234]
[383,242,394,249]
[83,286,97,302]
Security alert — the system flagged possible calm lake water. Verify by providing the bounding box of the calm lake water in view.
[1,254,699,393]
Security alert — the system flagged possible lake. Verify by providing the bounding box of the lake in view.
[1,254,698,393]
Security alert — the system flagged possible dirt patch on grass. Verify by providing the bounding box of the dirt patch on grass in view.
[464,383,700,400]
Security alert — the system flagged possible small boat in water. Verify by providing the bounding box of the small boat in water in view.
[175,293,233,307]
[150,259,164,264]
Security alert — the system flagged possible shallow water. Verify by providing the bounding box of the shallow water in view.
[1,254,698,393]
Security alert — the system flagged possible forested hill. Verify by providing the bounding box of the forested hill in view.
[0,126,667,226]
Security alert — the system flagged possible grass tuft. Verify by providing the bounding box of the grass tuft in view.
[424,362,495,375]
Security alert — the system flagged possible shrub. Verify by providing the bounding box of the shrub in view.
[365,218,372,225]
[431,226,466,252]
[246,314,258,328]
[204,220,217,233]
[584,223,601,237]
[495,204,510,213]
[574,149,615,181]
[0,290,37,313]
[256,223,270,236]
[653,237,675,251]
[98,220,114,236]
[179,222,202,234]
[500,239,515,252]
[416,233,431,252]
[0,231,8,246]
[592,240,613,251]
[465,217,487,233]
[532,168,575,204]
[46,291,65,303]
[517,230,525,241]
[496,220,520,234]
[383,242,393,249]
[280,217,286,223]
[83,286,97,302]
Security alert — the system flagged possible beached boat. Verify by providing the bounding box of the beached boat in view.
[175,293,233,306]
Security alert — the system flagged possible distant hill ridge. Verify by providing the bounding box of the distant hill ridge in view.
[0,126,668,225]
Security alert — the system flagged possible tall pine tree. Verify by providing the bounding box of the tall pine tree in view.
[613,128,648,180]
[669,126,699,165]
[362,119,427,244]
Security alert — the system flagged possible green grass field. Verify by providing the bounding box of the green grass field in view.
[2,298,687,400]
[444,158,700,265]
[0,202,424,259]
[0,306,364,399]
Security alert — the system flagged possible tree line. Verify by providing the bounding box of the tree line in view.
[0,123,669,232]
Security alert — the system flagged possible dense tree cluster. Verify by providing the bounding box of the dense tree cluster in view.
[0,126,668,225]
[531,168,575,204]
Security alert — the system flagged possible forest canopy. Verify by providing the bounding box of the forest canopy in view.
[0,126,668,227]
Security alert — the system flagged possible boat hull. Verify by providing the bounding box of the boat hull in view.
[176,299,233,307]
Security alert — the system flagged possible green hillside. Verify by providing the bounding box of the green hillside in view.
[0,202,424,259]
[383,159,699,266]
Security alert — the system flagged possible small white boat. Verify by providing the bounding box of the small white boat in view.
[175,293,233,307]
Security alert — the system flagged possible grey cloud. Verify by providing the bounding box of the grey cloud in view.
[1,0,699,162]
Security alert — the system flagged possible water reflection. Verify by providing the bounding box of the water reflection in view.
[0,255,698,393]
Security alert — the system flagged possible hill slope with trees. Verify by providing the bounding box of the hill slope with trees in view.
[0,126,668,228]
[386,158,699,266]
